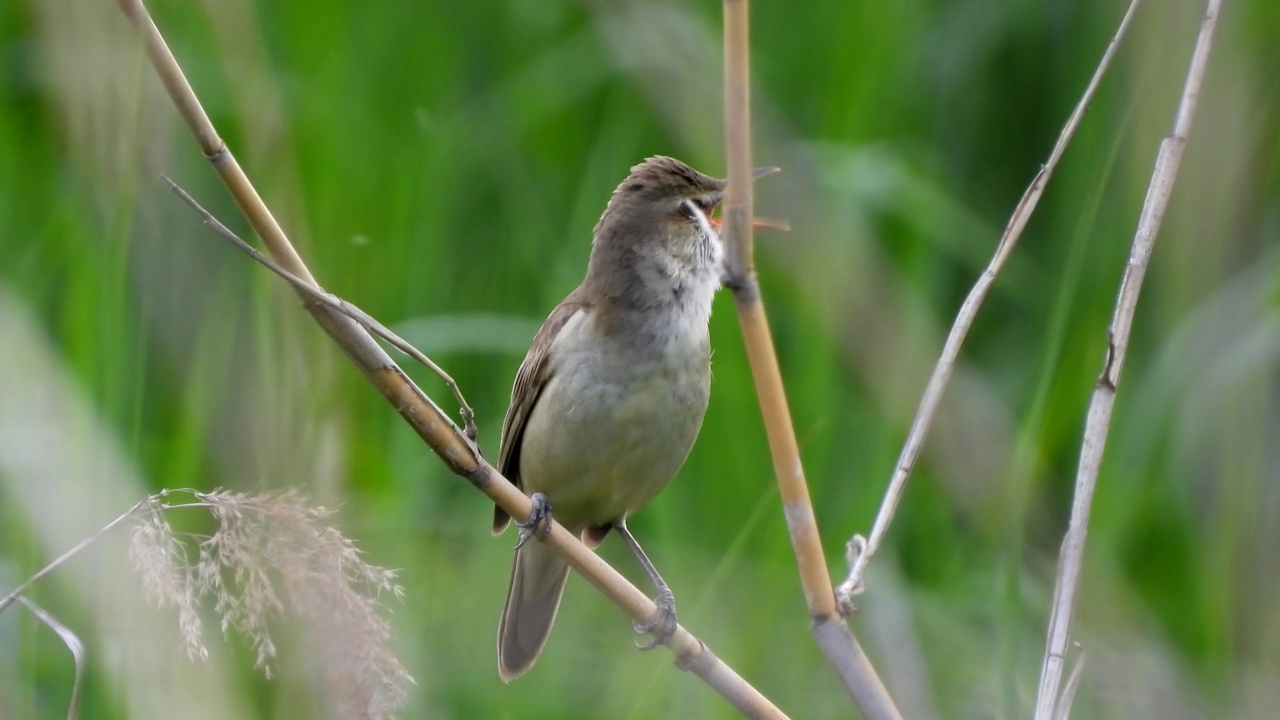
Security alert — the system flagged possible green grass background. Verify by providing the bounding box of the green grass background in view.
[2,0,1278,717]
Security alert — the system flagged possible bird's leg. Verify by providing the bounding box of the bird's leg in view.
[514,493,553,550]
[614,522,677,650]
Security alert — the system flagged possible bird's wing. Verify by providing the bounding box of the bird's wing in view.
[492,288,591,534]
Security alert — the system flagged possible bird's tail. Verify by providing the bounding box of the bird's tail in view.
[497,540,570,681]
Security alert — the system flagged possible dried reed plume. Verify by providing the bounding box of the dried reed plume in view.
[128,489,414,719]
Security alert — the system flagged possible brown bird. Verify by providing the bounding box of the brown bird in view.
[494,156,746,680]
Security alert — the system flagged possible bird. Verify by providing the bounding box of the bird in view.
[493,156,735,681]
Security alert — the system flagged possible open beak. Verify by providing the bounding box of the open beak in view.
[708,165,789,232]
[708,214,790,232]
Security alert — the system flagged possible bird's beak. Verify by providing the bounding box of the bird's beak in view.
[707,166,789,232]
[709,215,791,232]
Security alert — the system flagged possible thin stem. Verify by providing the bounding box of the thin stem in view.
[165,178,477,440]
[836,0,1143,605]
[0,496,152,614]
[0,489,217,615]
[1034,0,1222,716]
[19,596,85,720]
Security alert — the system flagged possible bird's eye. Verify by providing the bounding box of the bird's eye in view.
[679,197,717,221]
[677,200,701,221]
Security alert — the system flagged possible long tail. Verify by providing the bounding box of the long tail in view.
[497,540,570,681]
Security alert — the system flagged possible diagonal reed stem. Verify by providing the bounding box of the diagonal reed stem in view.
[112,0,785,715]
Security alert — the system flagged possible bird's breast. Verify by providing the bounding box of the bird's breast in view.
[516,306,712,528]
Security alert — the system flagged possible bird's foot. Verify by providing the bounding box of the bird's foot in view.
[633,586,677,650]
[514,493,553,550]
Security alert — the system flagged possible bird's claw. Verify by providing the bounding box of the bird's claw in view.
[514,493,553,550]
[633,587,677,650]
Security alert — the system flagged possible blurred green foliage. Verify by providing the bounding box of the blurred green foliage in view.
[2,0,1278,717]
